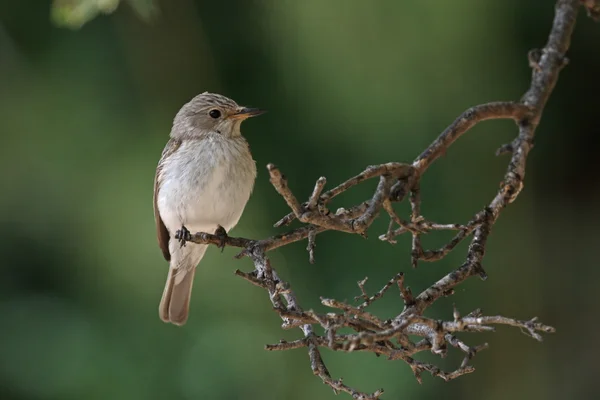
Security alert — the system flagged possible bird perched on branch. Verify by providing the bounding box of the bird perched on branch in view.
[153,92,264,325]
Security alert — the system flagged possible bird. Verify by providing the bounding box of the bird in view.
[153,92,264,326]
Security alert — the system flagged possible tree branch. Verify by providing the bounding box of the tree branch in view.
[180,1,589,397]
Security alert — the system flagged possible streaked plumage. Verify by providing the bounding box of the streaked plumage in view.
[153,92,262,325]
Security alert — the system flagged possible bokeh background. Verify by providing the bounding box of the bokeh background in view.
[1,1,599,399]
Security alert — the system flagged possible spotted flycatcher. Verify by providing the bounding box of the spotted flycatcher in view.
[153,92,264,325]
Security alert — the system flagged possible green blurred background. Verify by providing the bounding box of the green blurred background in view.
[1,1,599,399]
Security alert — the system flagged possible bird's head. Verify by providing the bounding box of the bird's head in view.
[172,92,265,138]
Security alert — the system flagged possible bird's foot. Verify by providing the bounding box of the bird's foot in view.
[214,225,228,253]
[175,225,192,248]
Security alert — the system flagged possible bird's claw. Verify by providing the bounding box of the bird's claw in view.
[175,226,192,248]
[215,225,228,253]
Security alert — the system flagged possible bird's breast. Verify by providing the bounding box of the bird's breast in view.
[157,136,257,234]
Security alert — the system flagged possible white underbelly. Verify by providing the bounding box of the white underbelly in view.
[157,148,254,236]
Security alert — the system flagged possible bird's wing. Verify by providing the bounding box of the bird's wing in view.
[154,138,182,261]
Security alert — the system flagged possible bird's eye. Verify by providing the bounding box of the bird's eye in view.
[209,109,221,119]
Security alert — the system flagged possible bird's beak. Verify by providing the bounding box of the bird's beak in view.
[230,107,267,120]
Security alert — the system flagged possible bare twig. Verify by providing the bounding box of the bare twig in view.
[412,102,532,173]
[354,273,404,310]
[397,272,415,307]
[177,1,587,397]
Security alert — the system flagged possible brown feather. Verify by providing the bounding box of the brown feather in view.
[153,138,182,261]
[159,266,196,325]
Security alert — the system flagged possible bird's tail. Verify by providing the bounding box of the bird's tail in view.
[159,266,196,326]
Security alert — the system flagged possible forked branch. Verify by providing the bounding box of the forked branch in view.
[182,1,589,398]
